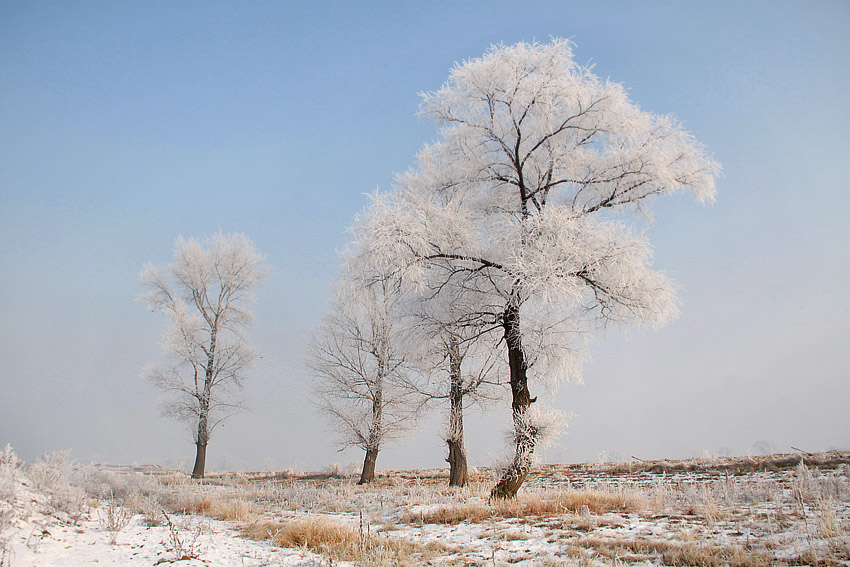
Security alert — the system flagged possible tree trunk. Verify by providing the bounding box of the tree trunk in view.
[191,442,207,479]
[192,403,210,479]
[358,448,379,484]
[447,438,468,487]
[359,363,383,485]
[491,300,536,499]
[446,338,468,487]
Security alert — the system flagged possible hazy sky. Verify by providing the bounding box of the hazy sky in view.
[1,1,848,473]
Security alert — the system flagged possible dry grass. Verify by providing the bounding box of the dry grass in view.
[160,493,213,515]
[410,488,647,525]
[63,451,849,566]
[244,516,452,566]
[575,535,850,567]
[207,498,259,522]
[578,536,777,567]
[661,542,773,567]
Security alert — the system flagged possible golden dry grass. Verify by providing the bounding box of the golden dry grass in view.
[575,536,838,567]
[207,498,258,522]
[411,488,647,525]
[160,493,213,515]
[244,517,452,566]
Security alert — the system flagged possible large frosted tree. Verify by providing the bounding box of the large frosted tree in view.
[139,232,268,479]
[358,40,719,498]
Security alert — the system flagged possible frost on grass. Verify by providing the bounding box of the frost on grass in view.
[3,446,849,566]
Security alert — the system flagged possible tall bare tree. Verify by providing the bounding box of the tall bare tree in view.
[139,232,268,479]
[309,278,420,484]
[357,39,719,497]
[404,287,504,487]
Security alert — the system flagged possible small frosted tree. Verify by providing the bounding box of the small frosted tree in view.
[403,284,505,487]
[139,232,268,479]
[358,39,719,498]
[309,277,421,484]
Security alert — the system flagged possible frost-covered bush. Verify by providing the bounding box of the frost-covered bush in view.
[97,492,132,544]
[73,466,166,526]
[321,463,359,479]
[73,465,136,501]
[0,445,21,507]
[27,451,86,523]
[0,445,23,566]
[27,451,70,492]
[0,445,22,469]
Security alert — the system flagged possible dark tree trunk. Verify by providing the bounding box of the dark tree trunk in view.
[358,364,383,485]
[358,448,379,484]
[191,442,207,479]
[192,401,210,479]
[191,335,216,481]
[447,438,468,487]
[491,300,536,499]
[446,338,468,487]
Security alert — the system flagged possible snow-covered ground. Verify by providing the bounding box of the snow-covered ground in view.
[4,510,329,566]
[2,446,849,566]
[0,447,335,566]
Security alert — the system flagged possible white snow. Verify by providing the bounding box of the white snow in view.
[0,460,336,567]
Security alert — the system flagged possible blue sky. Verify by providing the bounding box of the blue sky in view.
[1,1,848,471]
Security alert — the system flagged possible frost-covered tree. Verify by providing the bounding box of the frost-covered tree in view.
[425,330,502,487]
[358,40,719,498]
[403,285,504,487]
[139,232,268,479]
[309,277,420,484]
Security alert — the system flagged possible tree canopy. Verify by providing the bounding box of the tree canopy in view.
[352,39,719,496]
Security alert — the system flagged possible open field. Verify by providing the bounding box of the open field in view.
[2,448,849,566]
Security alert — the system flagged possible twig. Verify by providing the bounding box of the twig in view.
[791,446,814,457]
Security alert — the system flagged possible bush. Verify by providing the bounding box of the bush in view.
[26,451,86,524]
[0,445,21,508]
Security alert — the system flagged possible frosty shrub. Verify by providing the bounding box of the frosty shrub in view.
[126,492,165,527]
[0,445,23,567]
[27,451,86,523]
[73,466,128,500]
[160,509,203,562]
[0,446,21,469]
[71,466,168,526]
[27,451,70,492]
[73,465,159,501]
[98,492,132,545]
[0,445,21,507]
